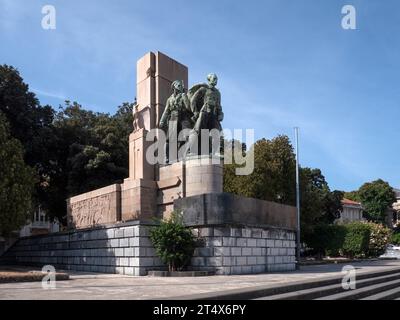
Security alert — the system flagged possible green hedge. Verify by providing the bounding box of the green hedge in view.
[342,222,371,258]
[305,224,346,257]
[306,221,391,259]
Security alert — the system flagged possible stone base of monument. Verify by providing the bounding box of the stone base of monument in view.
[66,156,224,228]
[157,155,223,216]
[2,193,297,276]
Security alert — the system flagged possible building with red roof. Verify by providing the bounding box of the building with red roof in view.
[337,198,364,224]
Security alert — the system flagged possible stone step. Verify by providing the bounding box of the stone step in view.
[361,286,400,300]
[183,267,400,300]
[256,272,400,300]
[316,278,400,300]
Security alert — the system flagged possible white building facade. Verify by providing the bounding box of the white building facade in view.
[337,198,364,224]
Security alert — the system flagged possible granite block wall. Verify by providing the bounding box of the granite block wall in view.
[191,226,296,275]
[2,223,163,276]
[2,222,296,276]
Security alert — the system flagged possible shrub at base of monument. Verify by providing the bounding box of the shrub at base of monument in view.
[149,212,200,276]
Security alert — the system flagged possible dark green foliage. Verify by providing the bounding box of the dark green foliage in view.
[299,168,343,238]
[224,136,296,205]
[149,212,196,272]
[358,179,396,224]
[0,64,56,218]
[0,112,36,236]
[391,233,400,245]
[0,65,54,165]
[0,65,134,224]
[223,136,342,241]
[43,101,133,222]
[343,222,371,258]
[304,224,346,257]
[305,221,392,259]
[54,101,132,196]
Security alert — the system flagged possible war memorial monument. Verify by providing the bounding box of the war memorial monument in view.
[4,52,297,276]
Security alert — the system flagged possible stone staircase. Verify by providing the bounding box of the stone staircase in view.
[184,266,400,300]
[257,270,400,300]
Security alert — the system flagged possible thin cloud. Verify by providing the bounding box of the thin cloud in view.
[32,88,67,101]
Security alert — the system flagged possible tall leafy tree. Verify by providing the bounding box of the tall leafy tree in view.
[0,65,55,168]
[0,112,36,236]
[43,101,133,222]
[224,135,296,205]
[300,168,343,239]
[0,65,56,221]
[224,135,343,242]
[358,179,396,223]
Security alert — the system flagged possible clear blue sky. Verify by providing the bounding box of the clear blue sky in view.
[1,0,399,192]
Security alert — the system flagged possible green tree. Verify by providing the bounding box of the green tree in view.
[0,65,55,169]
[300,168,343,239]
[224,135,296,205]
[223,135,342,243]
[358,179,396,224]
[0,112,36,236]
[43,101,133,222]
[0,65,57,221]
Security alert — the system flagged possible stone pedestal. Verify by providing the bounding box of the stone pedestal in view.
[157,156,223,218]
[121,179,157,221]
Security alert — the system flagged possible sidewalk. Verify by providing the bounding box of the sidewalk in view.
[0,260,399,300]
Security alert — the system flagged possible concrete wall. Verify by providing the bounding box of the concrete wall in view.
[2,222,296,276]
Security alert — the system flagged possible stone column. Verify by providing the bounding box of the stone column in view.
[135,51,188,132]
[122,52,188,222]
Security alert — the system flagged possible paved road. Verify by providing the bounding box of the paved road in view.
[0,260,399,300]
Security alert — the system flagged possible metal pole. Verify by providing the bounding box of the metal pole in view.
[294,127,301,269]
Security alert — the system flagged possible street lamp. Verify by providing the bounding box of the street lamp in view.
[294,127,301,269]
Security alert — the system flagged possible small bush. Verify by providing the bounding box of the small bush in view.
[343,222,371,258]
[391,233,400,245]
[149,212,196,272]
[364,221,392,257]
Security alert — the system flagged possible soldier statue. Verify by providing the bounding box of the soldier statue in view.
[188,73,224,132]
[159,80,193,163]
[186,73,224,156]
